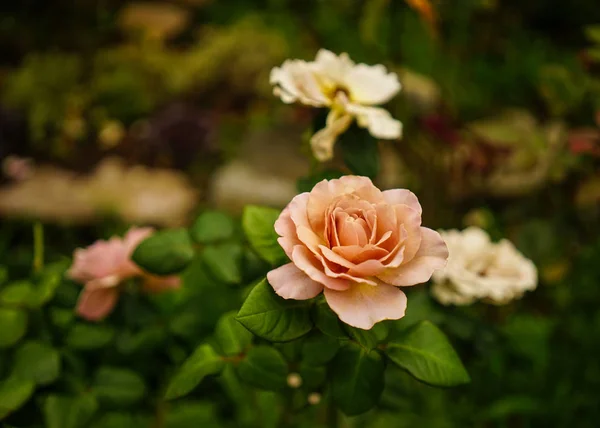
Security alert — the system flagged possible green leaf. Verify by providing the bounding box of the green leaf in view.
[386,320,470,387]
[165,344,225,400]
[585,25,600,43]
[202,243,243,284]
[0,281,33,306]
[164,401,217,428]
[131,228,194,275]
[44,394,98,428]
[297,170,345,193]
[301,334,340,366]
[65,324,115,350]
[92,367,146,406]
[237,346,288,391]
[0,375,35,420]
[29,266,63,307]
[236,279,313,342]
[339,125,380,178]
[0,308,28,348]
[313,301,346,339]
[332,343,384,416]
[242,205,287,265]
[215,311,253,356]
[91,412,151,428]
[0,266,7,285]
[13,340,61,385]
[345,325,378,350]
[191,211,235,244]
[298,363,327,389]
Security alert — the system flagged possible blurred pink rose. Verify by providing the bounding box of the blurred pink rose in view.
[68,227,181,321]
[267,176,448,329]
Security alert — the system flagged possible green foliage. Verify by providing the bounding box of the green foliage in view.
[202,243,243,284]
[236,279,313,342]
[332,343,385,416]
[132,229,194,276]
[242,206,287,265]
[92,367,146,406]
[12,341,61,386]
[190,211,235,244]
[0,308,28,348]
[339,125,381,178]
[237,346,288,391]
[65,324,115,350]
[43,394,98,428]
[386,321,470,387]
[215,311,253,356]
[165,344,225,400]
[0,376,35,420]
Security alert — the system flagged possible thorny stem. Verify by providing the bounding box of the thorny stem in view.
[33,221,44,273]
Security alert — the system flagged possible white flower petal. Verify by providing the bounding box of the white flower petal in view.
[310,111,353,161]
[344,63,401,105]
[346,104,402,140]
[270,60,330,107]
[313,49,355,86]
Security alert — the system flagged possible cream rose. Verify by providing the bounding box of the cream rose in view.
[431,227,538,306]
[270,49,402,161]
[267,176,448,329]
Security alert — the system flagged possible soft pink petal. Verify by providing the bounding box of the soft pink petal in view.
[76,286,119,321]
[123,227,154,253]
[68,238,129,282]
[377,227,448,286]
[267,263,324,300]
[274,207,298,258]
[288,193,311,230]
[291,246,350,290]
[306,176,381,236]
[382,189,422,214]
[324,283,407,329]
[394,205,422,262]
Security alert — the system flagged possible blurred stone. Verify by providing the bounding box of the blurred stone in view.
[210,127,309,212]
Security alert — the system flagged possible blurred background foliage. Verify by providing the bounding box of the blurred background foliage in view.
[1,0,600,427]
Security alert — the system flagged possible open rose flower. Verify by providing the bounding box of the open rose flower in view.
[431,227,537,306]
[68,227,181,321]
[267,176,448,329]
[270,49,402,161]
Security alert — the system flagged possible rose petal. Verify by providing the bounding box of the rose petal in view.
[324,282,407,329]
[267,262,324,300]
[394,205,422,262]
[343,63,401,105]
[310,112,353,161]
[382,189,422,214]
[377,227,448,286]
[274,207,298,258]
[313,49,355,85]
[346,104,402,140]
[76,285,119,321]
[292,245,350,290]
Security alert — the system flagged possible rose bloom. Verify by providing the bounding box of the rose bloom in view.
[267,176,448,330]
[68,227,180,321]
[431,227,537,306]
[270,49,402,161]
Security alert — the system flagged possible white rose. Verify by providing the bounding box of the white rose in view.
[431,227,537,306]
[270,49,402,161]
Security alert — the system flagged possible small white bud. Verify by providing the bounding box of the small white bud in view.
[287,373,302,388]
[308,392,322,405]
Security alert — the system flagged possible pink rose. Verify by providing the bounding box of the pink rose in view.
[267,176,448,329]
[68,227,181,321]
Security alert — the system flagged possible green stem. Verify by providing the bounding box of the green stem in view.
[33,221,44,273]
[327,395,338,428]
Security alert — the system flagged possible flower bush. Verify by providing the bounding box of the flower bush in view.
[1,1,599,427]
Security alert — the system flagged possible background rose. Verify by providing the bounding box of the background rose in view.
[68,227,181,321]
[267,175,448,329]
[431,227,538,306]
